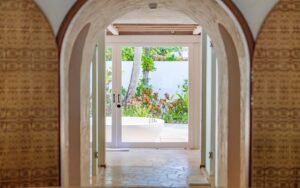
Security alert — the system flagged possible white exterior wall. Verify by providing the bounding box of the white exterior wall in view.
[117,61,189,97]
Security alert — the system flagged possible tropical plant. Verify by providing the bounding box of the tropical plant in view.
[123,105,151,117]
[109,47,187,62]
[136,79,152,97]
[121,87,127,97]
[124,47,142,106]
[167,54,177,61]
[108,46,189,123]
[105,48,112,61]
[123,79,189,124]
[142,55,156,72]
[122,47,134,61]
[141,55,155,86]
[144,47,186,61]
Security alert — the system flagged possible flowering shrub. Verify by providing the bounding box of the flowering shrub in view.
[123,80,188,124]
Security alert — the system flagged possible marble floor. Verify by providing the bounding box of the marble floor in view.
[92,149,207,187]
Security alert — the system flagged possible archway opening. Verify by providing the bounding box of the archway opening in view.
[59,1,251,187]
[90,10,204,187]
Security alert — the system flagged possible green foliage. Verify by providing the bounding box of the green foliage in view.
[107,45,189,124]
[177,93,188,110]
[123,105,151,117]
[155,48,168,56]
[151,47,186,61]
[167,54,177,61]
[161,90,188,123]
[107,47,186,62]
[136,79,150,97]
[121,87,127,97]
[163,93,188,123]
[122,47,134,61]
[163,111,188,124]
[105,48,112,61]
[181,79,188,93]
[124,79,189,124]
[142,56,156,72]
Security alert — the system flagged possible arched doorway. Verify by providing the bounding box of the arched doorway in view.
[58,0,252,187]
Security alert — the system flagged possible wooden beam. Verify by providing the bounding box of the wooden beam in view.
[193,26,202,35]
[107,24,119,35]
[117,31,193,35]
[113,24,198,33]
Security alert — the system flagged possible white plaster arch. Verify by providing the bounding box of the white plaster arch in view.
[60,0,251,187]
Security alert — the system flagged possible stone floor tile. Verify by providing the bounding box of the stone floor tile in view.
[92,149,202,187]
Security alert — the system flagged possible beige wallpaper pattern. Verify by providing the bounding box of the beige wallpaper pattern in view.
[252,0,300,187]
[0,0,59,187]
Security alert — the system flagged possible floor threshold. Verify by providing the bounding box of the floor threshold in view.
[188,175,211,187]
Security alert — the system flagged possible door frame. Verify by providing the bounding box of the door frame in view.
[105,35,202,149]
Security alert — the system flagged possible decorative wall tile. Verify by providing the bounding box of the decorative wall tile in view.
[0,0,59,187]
[252,0,300,187]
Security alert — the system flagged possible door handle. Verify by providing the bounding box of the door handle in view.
[113,94,116,103]
[117,94,121,103]
[117,94,121,108]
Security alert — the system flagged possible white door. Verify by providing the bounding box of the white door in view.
[105,35,201,148]
[205,36,217,177]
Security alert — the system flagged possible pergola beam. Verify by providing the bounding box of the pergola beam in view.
[193,26,202,35]
[107,24,119,35]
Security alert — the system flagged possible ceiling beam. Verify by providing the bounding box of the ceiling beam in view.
[107,24,200,35]
[114,24,198,32]
[107,24,119,35]
[193,26,202,35]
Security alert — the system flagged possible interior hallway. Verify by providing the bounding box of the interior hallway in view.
[92,149,207,187]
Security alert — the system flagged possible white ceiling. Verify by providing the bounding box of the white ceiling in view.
[35,0,279,38]
[113,8,197,24]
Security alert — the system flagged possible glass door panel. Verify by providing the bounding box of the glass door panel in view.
[105,47,112,143]
[120,46,189,144]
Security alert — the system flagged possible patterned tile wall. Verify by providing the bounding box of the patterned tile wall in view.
[252,0,300,187]
[0,0,59,187]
